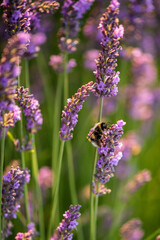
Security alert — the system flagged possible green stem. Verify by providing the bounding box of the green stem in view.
[63,53,84,240]
[66,141,78,204]
[63,53,68,102]
[51,74,63,194]
[18,61,30,223]
[90,97,104,240]
[47,140,65,239]
[94,182,99,238]
[20,118,30,224]
[98,98,104,122]
[144,228,160,240]
[36,51,54,126]
[0,127,5,239]
[25,60,30,89]
[90,149,98,240]
[107,182,126,240]
[31,134,45,240]
[24,60,45,239]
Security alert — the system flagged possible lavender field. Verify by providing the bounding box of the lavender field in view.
[0,0,160,239]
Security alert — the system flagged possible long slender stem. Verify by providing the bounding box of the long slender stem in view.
[51,74,63,194]
[20,118,30,223]
[25,60,45,239]
[144,228,160,240]
[107,182,126,240]
[25,60,30,89]
[94,181,99,239]
[0,127,5,239]
[47,140,65,239]
[18,61,30,224]
[90,149,98,240]
[31,134,45,240]
[63,53,84,240]
[66,141,78,204]
[98,98,104,123]
[63,53,68,102]
[90,97,104,240]
[36,51,53,126]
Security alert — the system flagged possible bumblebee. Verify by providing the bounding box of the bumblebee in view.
[87,122,108,147]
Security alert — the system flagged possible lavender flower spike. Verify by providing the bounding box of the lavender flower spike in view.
[59,0,95,53]
[51,204,81,240]
[1,166,30,238]
[120,218,144,240]
[94,0,124,97]
[88,120,126,195]
[16,87,43,133]
[1,0,31,36]
[59,81,95,141]
[15,222,38,240]
[0,33,30,131]
[123,169,151,200]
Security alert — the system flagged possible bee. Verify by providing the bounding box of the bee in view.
[87,122,108,147]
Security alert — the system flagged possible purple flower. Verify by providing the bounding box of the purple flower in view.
[0,32,30,133]
[13,136,33,152]
[51,205,81,240]
[23,32,46,59]
[2,166,30,238]
[129,0,154,13]
[88,120,126,195]
[29,1,59,32]
[49,55,76,73]
[94,0,124,97]
[1,0,31,36]
[123,169,151,201]
[59,81,95,141]
[1,0,59,36]
[59,0,95,53]
[15,222,38,240]
[16,87,43,133]
[120,218,144,240]
[126,48,157,121]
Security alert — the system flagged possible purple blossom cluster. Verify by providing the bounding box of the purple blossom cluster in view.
[49,55,76,73]
[16,87,43,133]
[1,0,59,59]
[121,0,154,46]
[88,120,126,195]
[0,32,30,132]
[23,32,47,59]
[1,0,59,35]
[126,48,158,121]
[129,0,154,14]
[59,81,95,141]
[13,136,33,152]
[1,0,31,36]
[1,166,30,238]
[59,0,95,53]
[15,222,38,240]
[120,218,144,240]
[51,205,81,240]
[94,0,124,97]
[123,169,151,200]
[29,0,59,32]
